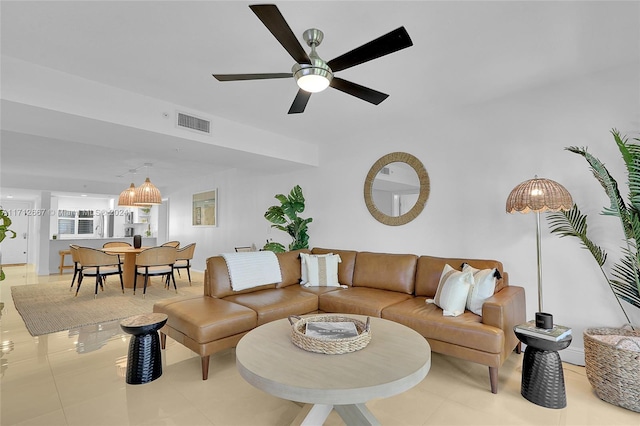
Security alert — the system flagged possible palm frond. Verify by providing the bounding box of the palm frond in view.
[547,204,607,266]
[566,146,630,235]
[611,251,640,309]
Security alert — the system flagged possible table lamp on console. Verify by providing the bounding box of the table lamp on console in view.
[506,176,573,329]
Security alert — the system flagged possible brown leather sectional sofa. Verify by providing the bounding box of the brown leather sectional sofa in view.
[153,247,525,393]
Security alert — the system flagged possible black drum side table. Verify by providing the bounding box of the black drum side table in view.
[120,313,168,385]
[514,328,572,409]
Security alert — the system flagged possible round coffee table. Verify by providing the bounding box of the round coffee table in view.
[120,313,168,385]
[236,315,431,425]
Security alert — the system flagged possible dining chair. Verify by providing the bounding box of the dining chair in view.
[134,246,178,297]
[161,241,180,248]
[68,244,83,291]
[174,243,196,285]
[75,247,124,298]
[102,241,131,265]
[103,241,132,248]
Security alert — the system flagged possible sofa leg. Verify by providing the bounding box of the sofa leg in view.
[160,332,167,349]
[201,356,210,380]
[489,367,498,394]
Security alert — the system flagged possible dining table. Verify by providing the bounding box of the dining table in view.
[101,246,149,289]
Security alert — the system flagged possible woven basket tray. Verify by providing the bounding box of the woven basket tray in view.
[288,314,371,355]
[584,327,640,413]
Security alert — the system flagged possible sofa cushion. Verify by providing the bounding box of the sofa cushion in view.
[352,252,417,294]
[153,296,257,344]
[415,256,505,297]
[275,249,310,288]
[319,287,413,317]
[301,253,341,287]
[223,287,318,326]
[427,264,473,317]
[311,247,358,286]
[382,297,504,354]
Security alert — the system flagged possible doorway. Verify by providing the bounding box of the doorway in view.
[1,200,30,265]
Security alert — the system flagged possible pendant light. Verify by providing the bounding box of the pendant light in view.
[117,183,137,207]
[133,163,162,205]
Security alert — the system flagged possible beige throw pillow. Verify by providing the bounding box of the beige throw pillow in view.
[462,263,498,316]
[427,264,473,316]
[300,253,342,287]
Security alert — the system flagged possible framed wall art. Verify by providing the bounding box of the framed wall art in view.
[192,189,217,226]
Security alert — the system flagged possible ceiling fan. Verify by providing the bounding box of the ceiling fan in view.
[212,4,413,114]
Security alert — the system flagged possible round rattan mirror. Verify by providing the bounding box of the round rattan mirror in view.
[364,152,430,226]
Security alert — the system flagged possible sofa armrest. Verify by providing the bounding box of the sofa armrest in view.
[481,286,526,351]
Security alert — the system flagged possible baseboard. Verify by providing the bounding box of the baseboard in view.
[560,346,585,366]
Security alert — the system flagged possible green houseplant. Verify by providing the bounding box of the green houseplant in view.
[547,129,640,327]
[547,129,640,412]
[0,207,17,281]
[263,185,313,253]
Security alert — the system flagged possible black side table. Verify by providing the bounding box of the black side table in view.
[514,328,572,409]
[120,313,168,385]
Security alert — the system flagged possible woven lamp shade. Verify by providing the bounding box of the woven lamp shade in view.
[506,177,573,214]
[117,183,137,207]
[134,177,162,205]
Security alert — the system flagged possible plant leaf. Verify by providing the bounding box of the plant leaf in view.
[264,206,286,225]
[547,205,607,266]
[263,242,286,253]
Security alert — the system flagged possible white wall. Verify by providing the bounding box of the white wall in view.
[165,62,640,365]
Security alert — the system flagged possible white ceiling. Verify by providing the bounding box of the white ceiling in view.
[1,1,638,200]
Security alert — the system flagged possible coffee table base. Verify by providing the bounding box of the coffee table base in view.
[292,403,379,426]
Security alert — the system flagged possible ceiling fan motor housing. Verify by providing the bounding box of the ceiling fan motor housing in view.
[292,28,333,92]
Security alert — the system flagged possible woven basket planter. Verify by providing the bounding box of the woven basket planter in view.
[584,327,640,412]
[288,314,371,355]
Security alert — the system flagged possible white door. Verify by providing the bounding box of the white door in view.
[1,200,30,264]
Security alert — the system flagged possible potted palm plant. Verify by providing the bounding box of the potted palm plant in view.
[547,129,640,412]
[263,185,312,253]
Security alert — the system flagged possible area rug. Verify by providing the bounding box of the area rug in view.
[11,280,202,336]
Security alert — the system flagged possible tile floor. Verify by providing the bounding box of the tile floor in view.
[1,264,638,426]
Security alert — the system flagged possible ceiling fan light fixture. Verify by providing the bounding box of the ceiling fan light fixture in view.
[292,62,332,93]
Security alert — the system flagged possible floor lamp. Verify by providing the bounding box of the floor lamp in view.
[506,176,573,329]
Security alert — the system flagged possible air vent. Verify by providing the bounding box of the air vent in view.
[177,112,210,134]
[379,167,390,175]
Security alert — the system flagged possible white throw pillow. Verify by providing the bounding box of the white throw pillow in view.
[426,264,473,317]
[300,253,342,287]
[462,263,498,316]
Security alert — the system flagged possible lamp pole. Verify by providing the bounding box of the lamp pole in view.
[535,211,543,313]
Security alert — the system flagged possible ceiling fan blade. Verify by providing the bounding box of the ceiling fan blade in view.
[327,27,413,73]
[329,77,389,105]
[212,73,292,82]
[249,4,311,65]
[288,89,312,114]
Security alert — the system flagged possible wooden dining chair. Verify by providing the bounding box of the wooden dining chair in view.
[75,247,124,298]
[102,241,131,265]
[68,244,83,291]
[103,241,132,248]
[174,243,196,285]
[134,246,178,297]
[161,240,180,248]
